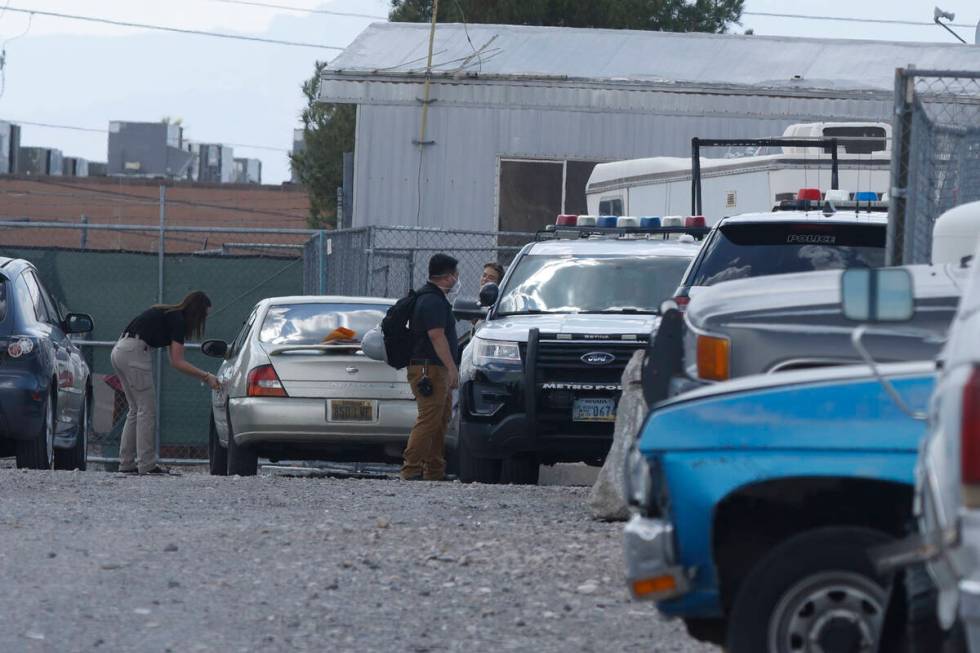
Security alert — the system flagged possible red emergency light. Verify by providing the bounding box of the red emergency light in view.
[797,188,822,201]
[685,216,706,228]
[555,214,578,226]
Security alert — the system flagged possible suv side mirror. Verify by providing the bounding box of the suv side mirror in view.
[201,339,229,359]
[479,282,499,307]
[841,268,914,322]
[64,313,94,334]
[453,298,487,322]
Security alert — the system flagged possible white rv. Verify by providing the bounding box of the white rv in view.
[586,122,892,223]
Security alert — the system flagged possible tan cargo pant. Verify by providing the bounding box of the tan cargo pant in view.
[401,364,451,480]
[111,337,158,473]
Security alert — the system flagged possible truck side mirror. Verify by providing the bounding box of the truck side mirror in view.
[841,268,914,322]
[453,298,487,321]
[479,282,499,307]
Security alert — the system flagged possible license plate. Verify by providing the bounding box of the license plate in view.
[328,400,376,422]
[572,398,616,423]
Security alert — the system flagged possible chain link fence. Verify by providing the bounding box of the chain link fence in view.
[0,198,536,464]
[306,226,536,299]
[888,69,980,265]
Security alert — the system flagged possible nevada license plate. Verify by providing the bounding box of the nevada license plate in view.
[328,400,376,422]
[572,398,616,423]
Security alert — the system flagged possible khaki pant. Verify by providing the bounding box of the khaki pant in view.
[402,365,451,480]
[111,337,158,473]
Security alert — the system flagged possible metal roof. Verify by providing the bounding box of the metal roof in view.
[327,22,980,93]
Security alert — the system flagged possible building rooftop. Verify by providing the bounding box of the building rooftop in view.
[327,22,980,93]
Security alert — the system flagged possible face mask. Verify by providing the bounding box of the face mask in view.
[446,275,461,300]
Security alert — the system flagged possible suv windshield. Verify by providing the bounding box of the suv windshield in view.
[496,255,692,316]
[259,303,389,345]
[689,222,885,287]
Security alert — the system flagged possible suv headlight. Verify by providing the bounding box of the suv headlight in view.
[472,337,521,369]
[624,444,653,511]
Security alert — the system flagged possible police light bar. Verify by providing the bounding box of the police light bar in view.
[640,217,661,228]
[556,214,577,226]
[854,191,879,202]
[662,216,684,228]
[797,188,822,201]
[542,215,711,241]
[617,216,640,228]
[597,216,618,228]
[577,215,597,226]
[685,216,706,228]
[825,189,850,203]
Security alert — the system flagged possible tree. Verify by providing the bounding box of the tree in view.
[389,0,744,33]
[290,61,356,229]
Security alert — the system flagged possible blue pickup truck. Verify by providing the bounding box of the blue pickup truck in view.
[623,359,935,651]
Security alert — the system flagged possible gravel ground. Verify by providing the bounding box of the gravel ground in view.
[0,468,718,652]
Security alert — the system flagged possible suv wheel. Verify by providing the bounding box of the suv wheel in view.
[207,414,227,476]
[55,393,89,471]
[500,455,539,485]
[457,427,500,484]
[225,407,257,476]
[726,527,891,653]
[16,392,54,470]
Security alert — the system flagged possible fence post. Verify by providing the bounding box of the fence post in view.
[80,214,88,249]
[155,185,165,460]
[317,230,326,294]
[887,67,914,266]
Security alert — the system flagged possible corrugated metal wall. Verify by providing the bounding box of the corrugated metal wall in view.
[334,79,893,231]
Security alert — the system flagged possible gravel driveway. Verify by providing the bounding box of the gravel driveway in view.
[0,468,717,652]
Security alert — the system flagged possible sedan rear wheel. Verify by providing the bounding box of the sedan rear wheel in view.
[16,392,54,470]
[225,406,257,476]
[55,392,89,471]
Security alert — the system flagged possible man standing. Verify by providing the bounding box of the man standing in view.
[401,254,460,481]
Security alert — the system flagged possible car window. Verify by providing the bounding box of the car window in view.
[258,303,389,346]
[31,272,62,324]
[688,222,886,287]
[22,272,50,323]
[228,310,257,358]
[496,254,692,315]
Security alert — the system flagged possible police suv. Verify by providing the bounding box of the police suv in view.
[452,214,705,484]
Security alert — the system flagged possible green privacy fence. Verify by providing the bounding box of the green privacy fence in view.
[0,245,304,461]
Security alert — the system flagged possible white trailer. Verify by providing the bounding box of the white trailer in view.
[586,122,892,224]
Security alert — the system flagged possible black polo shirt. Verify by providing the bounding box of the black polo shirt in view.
[410,283,459,366]
[124,307,186,348]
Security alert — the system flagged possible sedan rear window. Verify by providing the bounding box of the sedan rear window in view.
[689,222,885,287]
[259,303,389,345]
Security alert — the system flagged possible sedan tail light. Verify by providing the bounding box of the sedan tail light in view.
[696,335,730,382]
[672,295,690,310]
[961,366,980,493]
[247,365,287,397]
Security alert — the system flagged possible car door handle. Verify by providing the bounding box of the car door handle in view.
[346,366,359,374]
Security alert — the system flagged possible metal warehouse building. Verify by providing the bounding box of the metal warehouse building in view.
[320,22,980,232]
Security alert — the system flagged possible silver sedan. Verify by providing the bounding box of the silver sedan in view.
[201,296,415,476]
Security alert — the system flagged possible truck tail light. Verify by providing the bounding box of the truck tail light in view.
[697,335,730,381]
[247,365,287,397]
[961,366,980,491]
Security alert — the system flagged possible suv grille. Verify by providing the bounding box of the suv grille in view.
[521,339,647,384]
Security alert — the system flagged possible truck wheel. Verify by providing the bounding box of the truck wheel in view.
[726,527,891,653]
[500,455,539,485]
[225,407,257,476]
[207,414,227,476]
[683,618,726,646]
[457,429,500,484]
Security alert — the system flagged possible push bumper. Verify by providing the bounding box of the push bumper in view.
[623,514,689,602]
[459,413,612,462]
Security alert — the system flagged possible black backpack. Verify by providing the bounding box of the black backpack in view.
[381,286,440,369]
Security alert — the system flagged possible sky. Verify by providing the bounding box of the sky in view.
[0,0,976,186]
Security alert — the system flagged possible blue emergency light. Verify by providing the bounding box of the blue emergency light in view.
[855,191,878,202]
[597,216,619,228]
[640,217,662,228]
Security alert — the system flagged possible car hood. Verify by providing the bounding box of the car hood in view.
[686,264,968,329]
[477,313,659,343]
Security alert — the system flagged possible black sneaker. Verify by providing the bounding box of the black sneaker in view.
[141,465,181,476]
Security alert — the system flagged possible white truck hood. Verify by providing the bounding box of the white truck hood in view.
[476,313,660,343]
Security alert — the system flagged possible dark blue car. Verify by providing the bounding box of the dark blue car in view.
[0,258,93,470]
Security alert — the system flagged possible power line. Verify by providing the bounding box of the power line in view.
[209,0,387,20]
[0,6,346,50]
[742,11,975,30]
[8,119,291,152]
